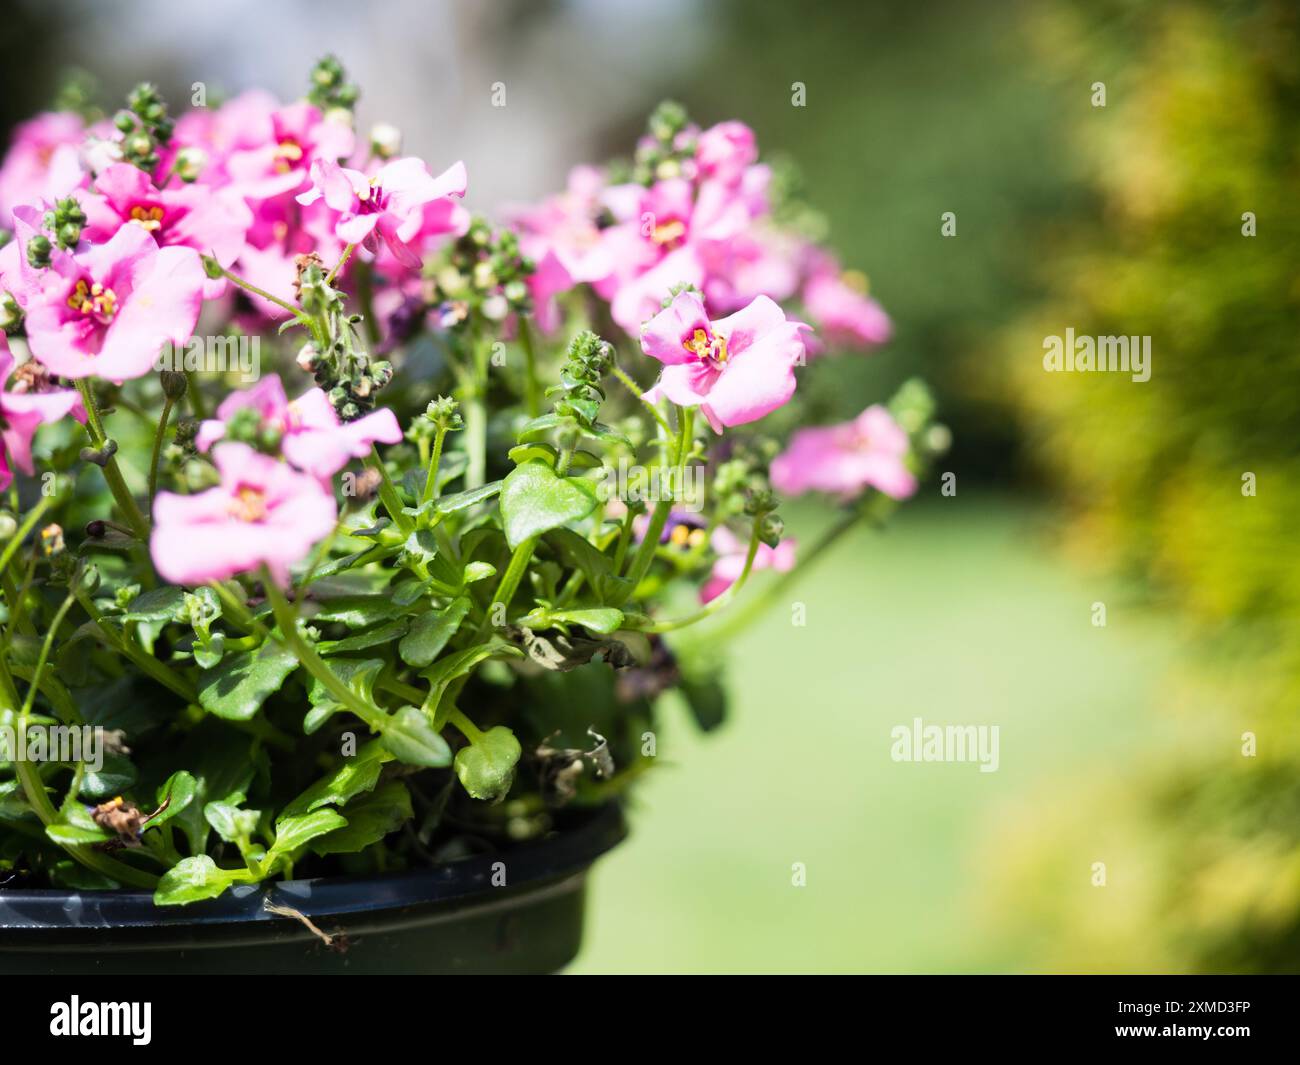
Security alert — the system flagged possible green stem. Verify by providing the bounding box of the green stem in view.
[477,535,537,637]
[74,588,195,702]
[17,591,75,719]
[634,522,761,634]
[0,495,53,577]
[326,243,355,284]
[701,505,867,645]
[447,707,484,744]
[261,572,386,732]
[219,265,312,327]
[611,363,672,434]
[421,424,449,504]
[147,394,177,509]
[367,445,412,535]
[76,379,151,540]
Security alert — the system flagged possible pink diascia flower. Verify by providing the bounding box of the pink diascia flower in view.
[223,101,355,201]
[0,332,86,491]
[19,216,205,382]
[297,157,467,269]
[81,163,253,292]
[0,112,86,220]
[639,290,808,431]
[195,374,402,481]
[700,525,796,604]
[150,442,337,586]
[801,256,891,350]
[771,404,916,501]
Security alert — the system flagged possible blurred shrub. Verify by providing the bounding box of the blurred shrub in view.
[994,0,1300,972]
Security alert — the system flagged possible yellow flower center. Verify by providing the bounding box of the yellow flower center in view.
[682,327,728,364]
[652,218,686,248]
[274,139,304,173]
[67,279,118,321]
[128,204,165,232]
[228,486,268,523]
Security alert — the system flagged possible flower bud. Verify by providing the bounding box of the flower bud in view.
[369,123,402,159]
[174,146,207,183]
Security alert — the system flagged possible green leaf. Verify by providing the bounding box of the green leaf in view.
[462,561,496,584]
[120,586,186,624]
[399,598,471,667]
[420,641,523,726]
[198,641,298,721]
[553,607,625,635]
[455,725,521,802]
[306,657,383,717]
[267,809,348,862]
[507,442,558,466]
[46,822,111,846]
[434,480,502,514]
[204,800,260,843]
[499,460,600,550]
[310,595,406,629]
[317,618,410,655]
[381,706,452,766]
[147,770,198,830]
[280,743,391,818]
[516,412,563,442]
[154,855,240,906]
[79,754,138,801]
[309,781,411,856]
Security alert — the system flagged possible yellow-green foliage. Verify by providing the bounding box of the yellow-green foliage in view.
[1000,0,1300,971]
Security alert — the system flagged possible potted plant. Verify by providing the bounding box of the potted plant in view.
[0,58,940,974]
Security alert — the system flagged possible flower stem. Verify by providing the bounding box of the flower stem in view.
[261,570,386,732]
[326,243,356,284]
[366,445,412,535]
[76,379,151,540]
[421,423,449,504]
[147,393,177,510]
[477,535,537,638]
[0,495,53,577]
[633,522,761,633]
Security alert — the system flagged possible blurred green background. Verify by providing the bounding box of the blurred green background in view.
[4,0,1296,972]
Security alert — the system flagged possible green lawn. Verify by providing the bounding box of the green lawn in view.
[568,494,1178,973]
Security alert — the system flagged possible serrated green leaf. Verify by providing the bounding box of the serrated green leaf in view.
[204,800,260,843]
[79,754,138,801]
[267,809,348,862]
[154,855,239,906]
[310,595,406,629]
[499,460,600,550]
[146,770,197,831]
[121,586,186,624]
[306,657,383,718]
[197,641,298,721]
[46,822,111,846]
[317,618,410,655]
[309,780,411,856]
[399,598,470,667]
[280,743,391,818]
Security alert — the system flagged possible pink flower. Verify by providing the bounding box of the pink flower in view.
[81,163,252,296]
[695,121,758,187]
[0,332,86,491]
[802,264,891,350]
[700,525,796,604]
[20,220,205,382]
[297,157,467,269]
[224,101,355,201]
[0,112,86,220]
[598,178,750,332]
[150,442,337,586]
[640,290,808,431]
[771,405,916,501]
[195,374,402,481]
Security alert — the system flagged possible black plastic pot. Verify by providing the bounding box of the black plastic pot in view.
[0,803,626,975]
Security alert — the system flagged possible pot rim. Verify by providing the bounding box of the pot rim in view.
[0,802,626,930]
